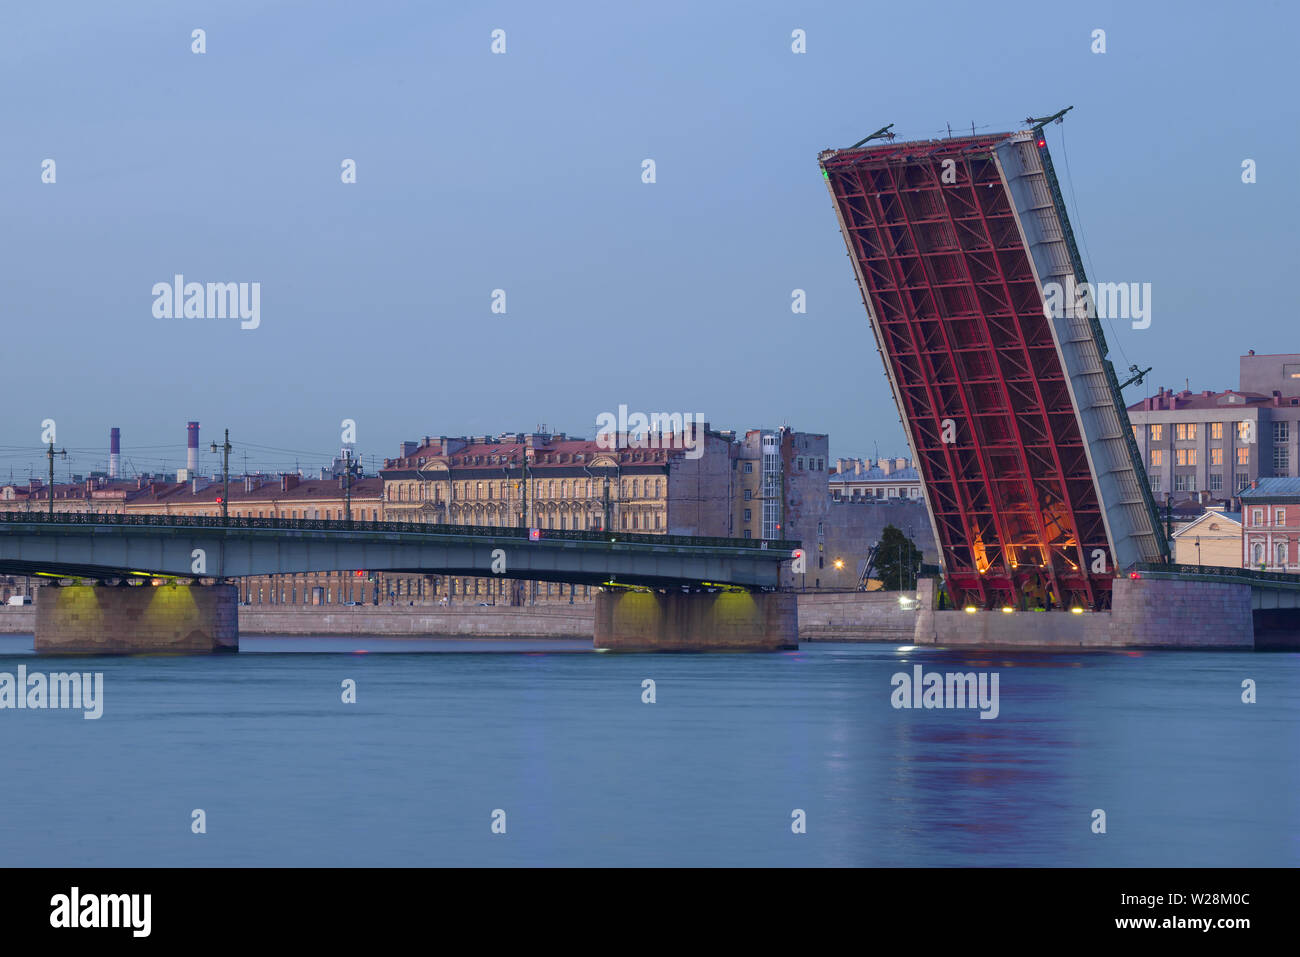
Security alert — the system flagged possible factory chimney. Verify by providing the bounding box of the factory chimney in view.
[109,427,120,479]
[187,422,200,473]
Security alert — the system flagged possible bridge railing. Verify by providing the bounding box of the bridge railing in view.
[0,510,801,554]
[1131,561,1300,588]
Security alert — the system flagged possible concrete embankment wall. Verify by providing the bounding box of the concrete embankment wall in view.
[0,607,34,633]
[796,591,917,641]
[3,593,918,642]
[239,603,596,638]
[10,581,1260,648]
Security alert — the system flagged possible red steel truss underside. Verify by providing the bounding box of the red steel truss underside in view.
[823,135,1111,610]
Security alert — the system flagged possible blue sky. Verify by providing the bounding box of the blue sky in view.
[2,0,1296,480]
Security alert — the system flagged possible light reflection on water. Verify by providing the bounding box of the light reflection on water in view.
[0,635,1295,866]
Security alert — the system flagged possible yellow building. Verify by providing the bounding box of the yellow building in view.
[1170,509,1243,568]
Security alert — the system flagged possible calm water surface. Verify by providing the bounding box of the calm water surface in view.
[1,634,1295,866]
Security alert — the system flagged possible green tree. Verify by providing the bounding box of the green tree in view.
[874,525,923,591]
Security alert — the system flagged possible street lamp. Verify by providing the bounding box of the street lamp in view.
[209,430,231,524]
[46,440,66,518]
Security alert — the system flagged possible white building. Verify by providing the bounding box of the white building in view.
[829,457,922,503]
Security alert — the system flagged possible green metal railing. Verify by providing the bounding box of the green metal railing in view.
[1131,561,1300,588]
[0,510,800,554]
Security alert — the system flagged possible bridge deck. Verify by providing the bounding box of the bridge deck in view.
[0,513,800,589]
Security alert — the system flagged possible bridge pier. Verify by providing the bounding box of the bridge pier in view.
[35,583,238,655]
[593,589,797,652]
[913,577,1255,648]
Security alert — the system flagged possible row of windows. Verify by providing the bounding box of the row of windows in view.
[831,487,921,501]
[1142,421,1295,443]
[99,508,384,521]
[1249,541,1293,568]
[1150,474,1252,493]
[1248,508,1289,527]
[381,509,663,531]
[387,478,665,503]
[224,508,381,521]
[238,577,595,604]
[1152,448,1248,467]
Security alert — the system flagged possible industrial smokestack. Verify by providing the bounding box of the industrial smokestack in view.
[187,421,200,472]
[109,427,120,479]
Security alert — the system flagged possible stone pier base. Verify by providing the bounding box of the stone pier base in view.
[913,576,1255,649]
[593,590,797,652]
[35,583,238,655]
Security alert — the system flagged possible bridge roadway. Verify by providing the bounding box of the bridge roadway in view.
[0,512,800,590]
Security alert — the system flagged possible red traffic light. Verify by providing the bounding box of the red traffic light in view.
[1129,571,1141,580]
[1036,138,1046,148]
[529,528,541,541]
[215,496,224,504]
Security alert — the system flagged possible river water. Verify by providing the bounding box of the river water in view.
[0,635,1295,867]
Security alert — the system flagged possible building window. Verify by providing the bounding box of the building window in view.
[743,489,752,501]
[744,508,752,521]
[1252,543,1265,566]
[1149,475,1161,492]
[1211,447,1223,466]
[1176,423,1197,441]
[1237,474,1251,491]
[1237,448,1250,466]
[1211,422,1223,440]
[1209,473,1222,491]
[1150,424,1163,441]
[1273,421,1290,473]
[1174,473,1192,492]
[1176,449,1196,466]
[1276,508,1286,527]
[743,462,753,474]
[1276,542,1288,567]
[1150,449,1164,467]
[797,458,804,470]
[743,529,752,539]
[1238,421,1253,443]
[1252,508,1264,527]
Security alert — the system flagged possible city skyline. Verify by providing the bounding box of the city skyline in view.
[4,1,1295,474]
[3,344,1285,483]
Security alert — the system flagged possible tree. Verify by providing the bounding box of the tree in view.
[874,525,923,591]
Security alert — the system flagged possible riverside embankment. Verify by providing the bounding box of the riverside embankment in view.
[0,591,916,642]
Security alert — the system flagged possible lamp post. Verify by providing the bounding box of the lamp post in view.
[209,430,231,524]
[342,447,359,524]
[46,440,66,518]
